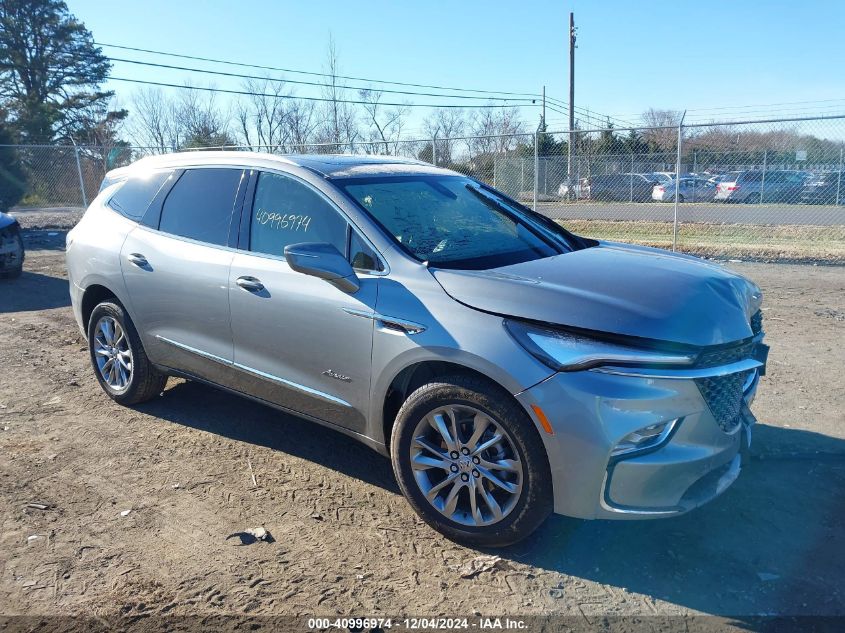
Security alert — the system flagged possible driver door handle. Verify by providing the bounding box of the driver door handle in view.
[236,276,264,292]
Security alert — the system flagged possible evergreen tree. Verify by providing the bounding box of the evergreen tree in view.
[0,0,119,142]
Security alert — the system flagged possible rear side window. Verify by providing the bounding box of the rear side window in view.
[108,170,172,219]
[159,168,243,246]
[249,172,347,258]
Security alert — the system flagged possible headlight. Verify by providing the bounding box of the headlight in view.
[611,418,680,458]
[504,319,695,372]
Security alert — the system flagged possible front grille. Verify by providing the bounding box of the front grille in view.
[695,371,751,433]
[693,311,761,433]
[697,341,754,368]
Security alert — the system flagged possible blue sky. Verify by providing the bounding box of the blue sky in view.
[68,0,845,136]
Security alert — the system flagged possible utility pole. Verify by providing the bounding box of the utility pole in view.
[542,85,546,126]
[567,12,576,195]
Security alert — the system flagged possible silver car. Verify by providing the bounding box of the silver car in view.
[65,153,768,546]
[652,177,717,202]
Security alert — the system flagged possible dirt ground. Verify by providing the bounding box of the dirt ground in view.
[1,227,844,623]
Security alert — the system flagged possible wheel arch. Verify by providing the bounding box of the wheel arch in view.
[379,359,531,453]
[81,283,126,334]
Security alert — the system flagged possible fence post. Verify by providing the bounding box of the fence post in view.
[71,140,88,208]
[520,157,524,193]
[692,150,698,200]
[836,146,843,206]
[533,130,539,211]
[672,112,686,252]
[760,149,767,203]
[629,150,634,202]
[432,134,437,166]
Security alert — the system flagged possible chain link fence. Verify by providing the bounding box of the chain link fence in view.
[5,114,845,262]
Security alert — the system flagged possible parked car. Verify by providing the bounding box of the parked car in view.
[0,211,24,278]
[588,173,657,201]
[714,170,805,203]
[66,153,767,546]
[557,177,590,199]
[652,177,716,202]
[800,171,842,205]
[649,172,674,185]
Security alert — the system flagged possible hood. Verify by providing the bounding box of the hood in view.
[0,212,17,230]
[432,242,762,348]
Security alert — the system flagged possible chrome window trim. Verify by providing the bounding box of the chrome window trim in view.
[128,163,389,275]
[134,224,241,254]
[155,335,351,408]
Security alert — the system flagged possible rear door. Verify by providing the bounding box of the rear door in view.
[227,170,381,433]
[121,167,247,383]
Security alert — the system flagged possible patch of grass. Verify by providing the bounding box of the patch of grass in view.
[557,219,845,262]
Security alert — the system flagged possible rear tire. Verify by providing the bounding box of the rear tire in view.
[390,374,552,547]
[88,301,166,405]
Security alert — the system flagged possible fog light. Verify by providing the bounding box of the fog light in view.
[611,418,680,458]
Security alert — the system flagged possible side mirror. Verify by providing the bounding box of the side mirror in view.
[284,242,360,294]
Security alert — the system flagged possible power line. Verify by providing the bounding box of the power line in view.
[96,41,550,101]
[102,56,537,103]
[106,76,545,109]
[93,42,641,129]
[686,98,845,114]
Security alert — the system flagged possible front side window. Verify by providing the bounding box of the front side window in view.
[159,168,243,246]
[109,170,173,219]
[249,172,348,258]
[336,176,564,270]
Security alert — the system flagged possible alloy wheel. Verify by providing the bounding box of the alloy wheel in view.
[409,404,524,527]
[93,316,133,391]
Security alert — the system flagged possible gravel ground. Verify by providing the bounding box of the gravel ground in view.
[1,229,843,623]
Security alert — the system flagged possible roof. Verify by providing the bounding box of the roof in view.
[118,151,452,179]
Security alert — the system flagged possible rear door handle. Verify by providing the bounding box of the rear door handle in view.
[236,276,264,292]
[127,253,149,267]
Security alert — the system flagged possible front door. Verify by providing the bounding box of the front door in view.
[227,171,381,433]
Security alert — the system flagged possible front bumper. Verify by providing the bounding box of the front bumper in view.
[516,357,761,520]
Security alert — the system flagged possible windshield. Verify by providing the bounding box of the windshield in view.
[335,175,567,269]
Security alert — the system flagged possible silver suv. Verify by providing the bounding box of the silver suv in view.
[66,153,768,546]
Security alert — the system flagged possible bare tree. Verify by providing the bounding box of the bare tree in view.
[423,108,466,165]
[468,106,526,155]
[285,99,318,151]
[128,88,177,153]
[236,78,290,151]
[358,89,409,154]
[316,35,359,151]
[174,86,233,148]
[641,108,682,152]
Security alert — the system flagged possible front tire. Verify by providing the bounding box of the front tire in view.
[391,374,552,547]
[88,301,166,405]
